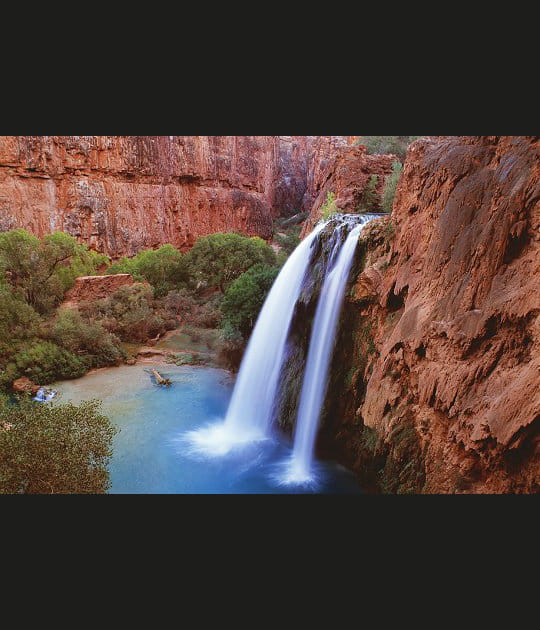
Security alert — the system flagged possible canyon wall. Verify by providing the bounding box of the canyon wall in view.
[0,136,351,257]
[301,144,397,235]
[308,136,539,493]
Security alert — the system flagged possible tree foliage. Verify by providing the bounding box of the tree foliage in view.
[106,245,188,297]
[382,161,403,213]
[163,289,222,328]
[221,263,279,339]
[80,284,176,343]
[320,192,339,221]
[0,398,116,494]
[185,233,276,293]
[6,340,88,385]
[0,229,108,313]
[0,280,41,344]
[49,309,125,367]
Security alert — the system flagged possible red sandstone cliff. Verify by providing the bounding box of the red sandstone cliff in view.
[0,136,349,257]
[332,136,539,493]
[301,144,397,235]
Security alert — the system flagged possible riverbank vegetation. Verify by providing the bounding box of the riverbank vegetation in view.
[0,228,289,392]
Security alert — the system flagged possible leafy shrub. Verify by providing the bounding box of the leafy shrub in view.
[49,309,124,367]
[9,340,88,384]
[0,398,116,494]
[80,284,176,343]
[382,161,403,213]
[106,245,188,297]
[0,281,42,345]
[161,289,222,328]
[320,192,339,221]
[216,325,246,371]
[55,247,110,293]
[221,263,279,339]
[185,233,276,293]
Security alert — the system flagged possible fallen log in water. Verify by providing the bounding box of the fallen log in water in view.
[148,369,172,386]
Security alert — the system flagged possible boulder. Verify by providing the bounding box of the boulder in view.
[62,274,136,308]
[12,377,40,394]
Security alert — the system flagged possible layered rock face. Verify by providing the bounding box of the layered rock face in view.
[301,144,397,236]
[0,136,351,257]
[319,136,539,493]
[62,273,135,309]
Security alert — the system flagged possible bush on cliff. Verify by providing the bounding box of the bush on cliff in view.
[106,245,188,298]
[221,263,279,340]
[185,233,276,293]
[0,397,116,494]
[0,229,108,314]
[382,161,403,213]
[320,192,339,221]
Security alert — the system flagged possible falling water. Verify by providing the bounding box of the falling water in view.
[283,216,373,485]
[185,221,326,456]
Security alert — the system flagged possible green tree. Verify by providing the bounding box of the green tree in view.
[0,398,116,494]
[49,309,124,367]
[106,245,188,297]
[8,340,88,384]
[221,263,279,339]
[382,161,403,213]
[0,229,108,313]
[185,233,276,293]
[56,247,109,292]
[0,280,41,344]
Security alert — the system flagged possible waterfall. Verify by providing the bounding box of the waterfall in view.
[185,221,326,456]
[283,215,373,485]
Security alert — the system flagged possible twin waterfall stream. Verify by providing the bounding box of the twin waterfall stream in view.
[186,214,377,487]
